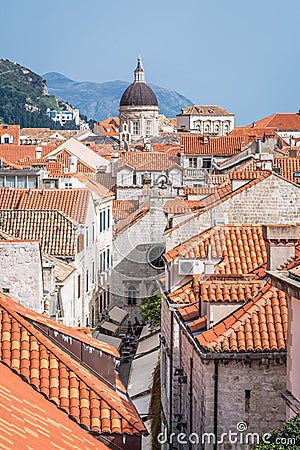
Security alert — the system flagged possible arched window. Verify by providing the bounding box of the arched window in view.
[215,124,219,132]
[127,286,137,305]
[224,124,229,135]
[204,124,210,133]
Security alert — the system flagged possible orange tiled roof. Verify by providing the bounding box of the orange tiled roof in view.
[228,126,287,145]
[0,187,90,223]
[184,186,216,196]
[163,198,204,214]
[169,278,264,305]
[197,283,288,353]
[165,224,267,275]
[180,135,243,155]
[0,291,145,436]
[2,293,119,358]
[113,200,139,221]
[118,152,179,171]
[0,210,76,256]
[0,144,55,164]
[273,157,300,183]
[252,113,300,131]
[0,362,109,450]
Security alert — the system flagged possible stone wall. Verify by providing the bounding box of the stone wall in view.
[166,174,300,251]
[0,241,43,312]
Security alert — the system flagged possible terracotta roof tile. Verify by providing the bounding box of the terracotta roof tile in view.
[165,224,267,275]
[0,291,145,436]
[0,187,90,223]
[113,200,139,221]
[0,210,76,256]
[273,157,300,183]
[163,198,204,214]
[252,113,300,131]
[118,152,180,171]
[197,283,288,353]
[180,135,243,155]
[0,362,109,449]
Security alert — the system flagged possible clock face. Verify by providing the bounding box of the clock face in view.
[148,245,165,269]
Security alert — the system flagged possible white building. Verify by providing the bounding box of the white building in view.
[176,105,234,136]
[47,108,80,127]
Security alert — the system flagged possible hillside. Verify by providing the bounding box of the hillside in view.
[44,72,193,120]
[0,60,76,129]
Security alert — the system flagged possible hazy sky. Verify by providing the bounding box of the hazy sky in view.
[1,0,300,125]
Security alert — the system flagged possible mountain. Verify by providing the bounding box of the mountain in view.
[0,60,77,129]
[44,72,193,121]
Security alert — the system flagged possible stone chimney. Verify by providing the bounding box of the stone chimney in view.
[111,153,119,178]
[69,155,78,173]
[262,224,299,271]
[36,146,42,160]
[254,152,274,171]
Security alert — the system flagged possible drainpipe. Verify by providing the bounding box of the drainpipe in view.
[189,357,194,450]
[213,360,219,450]
[169,309,174,448]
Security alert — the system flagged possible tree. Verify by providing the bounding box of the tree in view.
[140,293,161,328]
[254,413,300,449]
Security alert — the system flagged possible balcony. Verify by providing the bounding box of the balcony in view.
[184,168,206,179]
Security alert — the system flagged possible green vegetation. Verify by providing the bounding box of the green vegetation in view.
[254,413,300,449]
[0,59,77,129]
[149,359,161,450]
[140,293,161,328]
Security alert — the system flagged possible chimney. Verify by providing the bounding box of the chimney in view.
[36,146,42,160]
[69,155,78,173]
[111,153,119,178]
[256,138,262,154]
[262,224,298,271]
[254,152,274,171]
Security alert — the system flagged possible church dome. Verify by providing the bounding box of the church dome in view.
[120,82,158,107]
[119,58,158,107]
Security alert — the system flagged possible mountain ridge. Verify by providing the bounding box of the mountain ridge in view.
[44,71,193,121]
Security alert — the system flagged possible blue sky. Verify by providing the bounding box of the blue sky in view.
[1,0,300,125]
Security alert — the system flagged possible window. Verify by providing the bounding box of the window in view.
[103,250,106,271]
[146,121,151,135]
[4,137,9,144]
[107,248,110,268]
[107,209,110,229]
[204,124,210,133]
[77,234,84,253]
[0,177,3,187]
[17,177,26,188]
[127,285,137,305]
[188,157,197,168]
[215,124,219,132]
[92,262,95,284]
[92,223,95,242]
[65,182,72,189]
[86,228,89,248]
[2,288,9,293]
[100,253,103,273]
[6,176,15,187]
[86,270,89,292]
[224,124,229,135]
[77,275,81,298]
[132,121,139,135]
[100,211,103,232]
[202,158,212,169]
[28,178,37,188]
[103,210,106,230]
